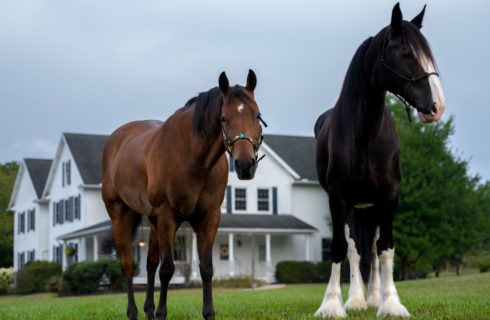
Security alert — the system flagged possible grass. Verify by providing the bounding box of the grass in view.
[0,273,489,319]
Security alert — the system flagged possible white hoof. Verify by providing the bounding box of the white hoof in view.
[344,295,368,311]
[315,299,347,318]
[377,297,410,317]
[366,293,381,308]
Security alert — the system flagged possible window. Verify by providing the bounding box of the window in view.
[257,189,270,211]
[18,211,25,234]
[18,252,26,269]
[173,235,187,262]
[234,188,247,211]
[322,238,331,261]
[62,160,71,187]
[29,209,35,231]
[28,250,35,262]
[53,245,63,264]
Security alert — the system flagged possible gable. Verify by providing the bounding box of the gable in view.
[24,159,52,198]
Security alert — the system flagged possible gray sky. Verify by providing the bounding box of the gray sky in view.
[1,1,489,181]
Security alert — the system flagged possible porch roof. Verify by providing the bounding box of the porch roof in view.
[57,214,317,241]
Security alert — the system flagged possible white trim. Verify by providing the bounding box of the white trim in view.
[292,179,319,186]
[79,184,102,190]
[256,186,272,213]
[7,160,25,211]
[232,186,248,212]
[217,227,315,235]
[261,142,301,180]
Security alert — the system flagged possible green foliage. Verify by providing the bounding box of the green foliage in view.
[0,268,14,294]
[61,259,125,295]
[15,261,62,295]
[275,261,344,283]
[45,276,61,293]
[388,96,490,279]
[0,162,19,268]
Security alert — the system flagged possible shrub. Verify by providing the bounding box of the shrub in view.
[0,268,14,294]
[276,261,351,284]
[15,261,62,295]
[479,258,490,273]
[62,259,126,294]
[45,275,61,293]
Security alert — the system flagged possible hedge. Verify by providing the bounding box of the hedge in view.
[0,268,14,294]
[275,261,351,283]
[61,259,125,295]
[15,261,62,294]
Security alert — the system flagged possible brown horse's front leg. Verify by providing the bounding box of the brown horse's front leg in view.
[155,215,178,320]
[194,210,220,320]
[144,218,160,320]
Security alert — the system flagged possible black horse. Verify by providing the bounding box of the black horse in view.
[314,3,445,318]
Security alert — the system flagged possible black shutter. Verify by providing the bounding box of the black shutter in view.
[67,160,71,185]
[69,197,74,222]
[60,201,64,224]
[272,187,278,215]
[228,155,235,172]
[226,186,232,214]
[62,162,65,187]
[53,204,56,226]
[32,209,35,231]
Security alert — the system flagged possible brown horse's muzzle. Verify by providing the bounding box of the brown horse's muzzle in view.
[234,155,257,180]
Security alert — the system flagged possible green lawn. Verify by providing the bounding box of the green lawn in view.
[0,273,489,319]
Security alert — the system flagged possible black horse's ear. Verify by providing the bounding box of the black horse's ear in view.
[391,2,403,33]
[219,72,230,95]
[411,5,426,29]
[246,69,257,92]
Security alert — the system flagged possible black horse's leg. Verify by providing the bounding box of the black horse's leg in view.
[110,203,140,320]
[155,211,178,320]
[315,194,348,318]
[193,209,220,320]
[144,217,159,320]
[375,195,410,317]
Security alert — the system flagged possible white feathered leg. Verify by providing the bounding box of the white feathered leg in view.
[376,248,410,317]
[366,227,381,308]
[343,224,368,311]
[315,262,347,318]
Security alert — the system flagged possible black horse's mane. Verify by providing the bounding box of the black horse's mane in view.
[186,85,247,135]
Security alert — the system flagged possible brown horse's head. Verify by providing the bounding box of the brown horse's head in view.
[219,70,265,180]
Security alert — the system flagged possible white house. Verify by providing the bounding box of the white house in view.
[10,133,332,283]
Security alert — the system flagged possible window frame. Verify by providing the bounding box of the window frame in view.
[257,187,272,213]
[233,187,247,212]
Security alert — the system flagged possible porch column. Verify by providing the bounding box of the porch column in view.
[305,234,311,261]
[228,233,235,276]
[191,232,198,279]
[265,233,272,282]
[93,235,99,261]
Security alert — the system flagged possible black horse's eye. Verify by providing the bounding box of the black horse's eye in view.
[220,115,226,124]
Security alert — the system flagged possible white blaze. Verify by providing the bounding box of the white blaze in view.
[418,51,446,119]
[237,104,245,113]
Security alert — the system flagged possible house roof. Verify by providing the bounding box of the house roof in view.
[24,159,53,199]
[219,214,316,231]
[55,133,316,185]
[263,134,317,181]
[64,133,108,185]
[57,214,316,240]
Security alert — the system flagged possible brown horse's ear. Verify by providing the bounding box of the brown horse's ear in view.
[391,2,403,34]
[411,5,426,29]
[219,72,230,95]
[246,69,257,92]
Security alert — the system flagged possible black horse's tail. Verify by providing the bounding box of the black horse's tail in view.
[350,207,378,283]
[101,214,143,255]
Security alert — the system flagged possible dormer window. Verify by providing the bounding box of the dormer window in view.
[62,160,71,187]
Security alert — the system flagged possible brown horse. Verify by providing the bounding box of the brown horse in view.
[102,70,265,320]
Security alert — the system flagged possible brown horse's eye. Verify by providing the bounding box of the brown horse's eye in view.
[220,115,226,124]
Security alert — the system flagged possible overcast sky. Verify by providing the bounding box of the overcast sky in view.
[1,1,489,181]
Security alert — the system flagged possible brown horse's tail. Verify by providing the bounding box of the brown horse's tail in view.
[351,207,377,283]
[101,214,143,256]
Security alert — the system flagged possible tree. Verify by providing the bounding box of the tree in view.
[0,162,19,267]
[389,97,489,279]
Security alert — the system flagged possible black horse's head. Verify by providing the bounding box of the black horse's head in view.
[376,3,445,123]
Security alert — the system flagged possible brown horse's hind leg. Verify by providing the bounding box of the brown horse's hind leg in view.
[155,210,179,320]
[110,202,140,320]
[144,217,159,320]
[193,209,220,320]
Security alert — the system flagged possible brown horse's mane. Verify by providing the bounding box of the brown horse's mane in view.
[188,85,248,136]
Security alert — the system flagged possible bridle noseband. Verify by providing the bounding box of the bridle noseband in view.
[376,33,440,122]
[221,113,267,162]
